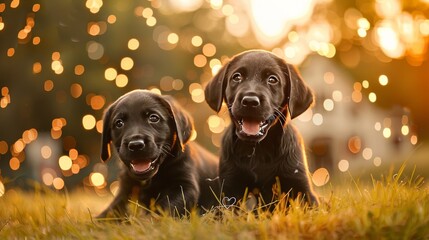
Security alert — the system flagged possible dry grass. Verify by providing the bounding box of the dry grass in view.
[1,165,429,240]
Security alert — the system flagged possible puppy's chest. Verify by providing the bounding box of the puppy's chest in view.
[236,151,281,176]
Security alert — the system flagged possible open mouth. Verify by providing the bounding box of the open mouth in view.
[130,158,158,174]
[239,118,270,136]
[235,115,276,140]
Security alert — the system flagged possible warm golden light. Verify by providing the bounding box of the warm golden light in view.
[32,3,40,12]
[383,128,392,138]
[146,17,157,27]
[378,74,389,86]
[88,23,100,36]
[323,72,335,85]
[42,172,54,186]
[401,125,409,136]
[51,129,62,140]
[410,135,418,145]
[167,33,179,44]
[172,79,184,90]
[191,89,205,103]
[0,180,5,197]
[338,159,349,172]
[104,67,117,81]
[202,43,216,57]
[348,136,361,154]
[70,83,83,98]
[120,57,134,71]
[96,120,103,133]
[191,36,203,47]
[368,92,377,102]
[115,74,128,88]
[85,0,103,14]
[41,145,52,159]
[142,8,153,18]
[373,157,382,167]
[71,164,80,174]
[312,113,323,126]
[0,141,8,154]
[10,157,20,170]
[207,115,225,133]
[90,95,105,110]
[13,139,25,153]
[323,99,334,111]
[128,38,140,50]
[32,36,40,45]
[90,172,105,187]
[53,177,64,190]
[44,80,54,92]
[33,62,42,74]
[6,48,14,57]
[69,148,78,160]
[82,114,96,130]
[59,155,72,171]
[362,148,373,160]
[332,91,343,102]
[312,168,330,187]
[107,15,116,24]
[193,54,207,67]
[74,65,85,75]
[352,90,362,103]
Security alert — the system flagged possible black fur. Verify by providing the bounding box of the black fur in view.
[204,50,318,207]
[98,90,219,218]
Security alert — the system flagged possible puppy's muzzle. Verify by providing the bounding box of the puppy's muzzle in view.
[241,96,260,107]
[128,139,145,152]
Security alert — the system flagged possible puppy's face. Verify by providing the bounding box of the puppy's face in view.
[205,50,314,142]
[101,90,193,180]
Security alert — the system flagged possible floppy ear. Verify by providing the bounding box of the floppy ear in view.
[283,63,314,119]
[162,96,194,151]
[204,61,229,112]
[100,105,113,161]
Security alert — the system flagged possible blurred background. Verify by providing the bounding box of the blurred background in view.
[0,0,428,197]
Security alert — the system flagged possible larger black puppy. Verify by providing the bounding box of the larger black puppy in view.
[205,50,318,208]
[98,90,219,218]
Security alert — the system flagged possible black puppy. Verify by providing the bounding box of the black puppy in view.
[98,90,219,218]
[205,50,318,208]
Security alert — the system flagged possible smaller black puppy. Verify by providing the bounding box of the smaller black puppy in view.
[98,90,219,218]
[205,50,318,208]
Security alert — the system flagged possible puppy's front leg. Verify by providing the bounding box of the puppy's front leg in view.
[97,174,134,218]
[220,170,253,209]
[156,185,199,217]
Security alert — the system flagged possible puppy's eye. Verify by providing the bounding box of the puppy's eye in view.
[267,75,279,85]
[148,114,160,123]
[232,72,242,83]
[114,119,124,128]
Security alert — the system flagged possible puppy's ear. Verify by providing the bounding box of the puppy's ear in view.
[162,96,194,151]
[204,61,229,112]
[283,63,314,119]
[100,105,113,161]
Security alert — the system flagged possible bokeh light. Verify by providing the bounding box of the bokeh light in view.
[82,115,96,130]
[59,155,73,171]
[312,168,330,187]
[338,160,349,172]
[90,172,105,187]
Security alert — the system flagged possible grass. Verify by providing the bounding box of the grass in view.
[1,165,429,240]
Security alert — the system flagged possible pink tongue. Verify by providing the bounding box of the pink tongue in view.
[242,120,261,135]
[131,160,151,172]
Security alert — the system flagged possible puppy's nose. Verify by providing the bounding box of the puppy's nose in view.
[128,139,145,151]
[241,96,260,107]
